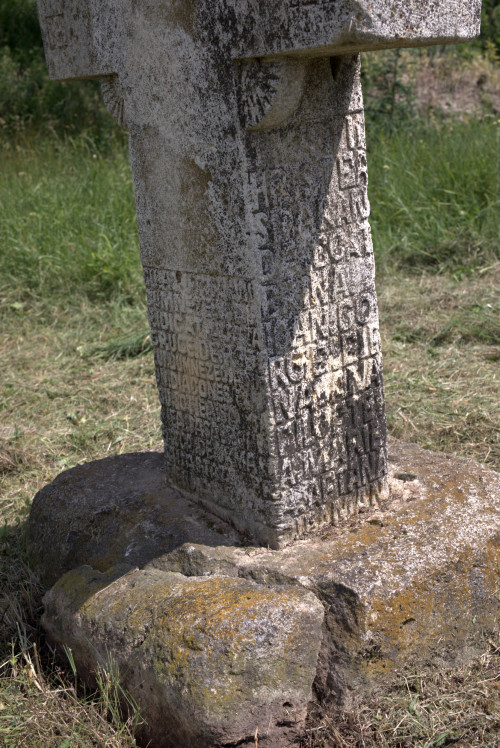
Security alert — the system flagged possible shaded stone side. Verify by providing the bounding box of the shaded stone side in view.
[245,57,387,537]
[144,267,269,523]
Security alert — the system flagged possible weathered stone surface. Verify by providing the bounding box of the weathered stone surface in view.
[34,1,482,548]
[43,565,325,748]
[158,440,500,704]
[32,3,490,744]
[35,0,483,547]
[231,1,482,59]
[37,0,481,82]
[27,451,240,590]
[30,439,500,721]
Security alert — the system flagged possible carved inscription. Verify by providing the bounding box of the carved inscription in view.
[138,59,387,543]
[245,101,387,526]
[143,71,387,541]
[36,0,479,548]
[143,268,268,499]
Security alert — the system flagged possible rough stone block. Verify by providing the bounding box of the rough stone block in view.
[37,0,482,83]
[27,451,240,590]
[30,440,500,745]
[43,565,324,748]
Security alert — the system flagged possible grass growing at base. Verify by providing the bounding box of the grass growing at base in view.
[0,625,142,746]
[302,640,500,747]
[379,268,499,468]
[0,107,499,744]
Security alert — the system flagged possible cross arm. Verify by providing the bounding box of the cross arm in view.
[37,0,481,83]
[36,0,115,81]
[232,0,482,60]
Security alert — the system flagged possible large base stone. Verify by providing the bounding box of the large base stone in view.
[28,439,500,746]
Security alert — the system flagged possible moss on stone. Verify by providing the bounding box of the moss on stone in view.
[44,564,324,734]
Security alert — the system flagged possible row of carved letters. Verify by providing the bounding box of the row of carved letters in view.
[154,342,380,407]
[166,437,384,498]
[250,184,370,252]
[156,364,381,437]
[148,297,377,352]
[158,359,383,466]
[144,253,374,324]
[252,113,366,173]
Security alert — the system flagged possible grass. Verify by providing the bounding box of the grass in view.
[0,634,142,746]
[302,641,500,747]
[0,133,139,307]
[380,268,499,468]
[0,301,160,522]
[0,530,143,745]
[1,112,498,307]
[368,115,499,271]
[0,100,499,743]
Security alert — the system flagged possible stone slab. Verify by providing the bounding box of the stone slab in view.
[158,441,500,704]
[43,565,324,747]
[27,450,241,590]
[29,439,500,745]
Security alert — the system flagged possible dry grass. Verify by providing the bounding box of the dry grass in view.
[0,643,140,747]
[1,266,497,532]
[0,263,498,745]
[0,525,142,746]
[414,49,500,119]
[302,641,500,747]
[380,265,500,470]
[363,45,500,122]
[0,300,160,527]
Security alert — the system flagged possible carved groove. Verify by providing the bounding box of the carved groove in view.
[237,59,307,131]
[100,75,127,129]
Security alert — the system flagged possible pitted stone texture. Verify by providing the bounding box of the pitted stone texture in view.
[35,0,480,546]
[30,441,500,709]
[146,441,500,702]
[231,0,481,59]
[27,451,240,590]
[136,55,388,549]
[42,565,324,748]
[37,0,481,82]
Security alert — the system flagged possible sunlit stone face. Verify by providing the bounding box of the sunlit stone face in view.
[36,0,480,546]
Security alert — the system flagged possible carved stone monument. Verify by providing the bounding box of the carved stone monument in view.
[37,0,480,547]
[28,2,500,747]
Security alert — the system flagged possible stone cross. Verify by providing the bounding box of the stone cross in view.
[37,0,480,548]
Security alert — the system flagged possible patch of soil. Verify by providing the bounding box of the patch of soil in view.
[415,54,500,117]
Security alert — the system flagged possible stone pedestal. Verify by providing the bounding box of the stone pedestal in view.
[28,440,500,747]
[30,2,490,745]
[35,0,481,547]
